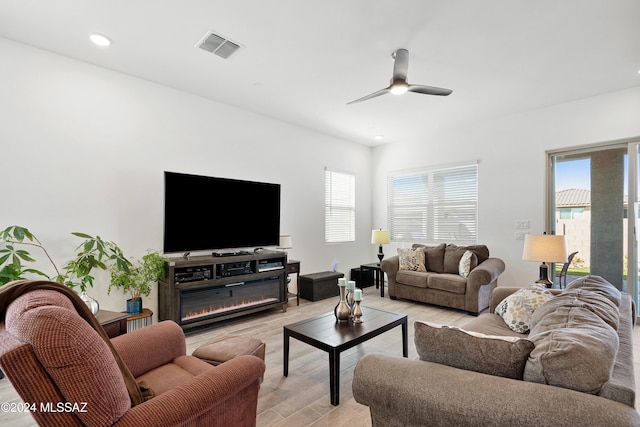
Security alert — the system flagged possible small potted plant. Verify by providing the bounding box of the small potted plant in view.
[109,250,166,314]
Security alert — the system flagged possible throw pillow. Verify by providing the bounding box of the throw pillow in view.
[458,250,477,278]
[413,243,446,273]
[495,284,554,333]
[414,320,534,379]
[443,244,490,274]
[397,248,426,272]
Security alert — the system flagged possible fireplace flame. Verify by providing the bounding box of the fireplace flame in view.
[183,296,277,321]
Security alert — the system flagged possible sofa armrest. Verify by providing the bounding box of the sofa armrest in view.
[381,255,400,295]
[111,321,186,377]
[467,257,505,291]
[113,355,266,426]
[353,354,640,427]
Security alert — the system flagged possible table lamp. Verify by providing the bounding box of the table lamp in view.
[277,235,292,252]
[522,233,567,288]
[371,229,390,265]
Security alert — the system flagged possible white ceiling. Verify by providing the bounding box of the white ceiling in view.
[1,0,638,146]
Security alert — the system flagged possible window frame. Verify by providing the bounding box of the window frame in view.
[387,163,478,244]
[325,168,356,243]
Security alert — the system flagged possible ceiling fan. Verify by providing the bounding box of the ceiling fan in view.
[347,48,452,104]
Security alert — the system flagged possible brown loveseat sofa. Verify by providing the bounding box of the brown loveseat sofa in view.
[353,276,639,426]
[381,243,505,315]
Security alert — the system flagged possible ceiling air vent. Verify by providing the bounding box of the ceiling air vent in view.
[196,30,241,59]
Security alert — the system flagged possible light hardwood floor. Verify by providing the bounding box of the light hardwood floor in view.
[2,285,640,426]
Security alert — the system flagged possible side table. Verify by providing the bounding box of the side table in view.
[97,310,129,338]
[286,259,301,306]
[123,308,153,332]
[360,263,385,297]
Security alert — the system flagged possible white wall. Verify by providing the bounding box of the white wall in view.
[372,85,640,287]
[0,38,373,314]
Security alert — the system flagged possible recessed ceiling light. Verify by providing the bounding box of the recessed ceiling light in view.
[89,33,111,47]
[374,135,385,141]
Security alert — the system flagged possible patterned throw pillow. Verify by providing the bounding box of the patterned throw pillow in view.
[397,248,427,272]
[495,284,554,333]
[458,250,477,278]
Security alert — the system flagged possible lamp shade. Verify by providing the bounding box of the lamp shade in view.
[277,235,292,249]
[522,234,567,263]
[371,229,390,245]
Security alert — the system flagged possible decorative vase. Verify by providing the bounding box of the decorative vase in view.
[334,282,350,324]
[127,298,142,315]
[346,280,356,318]
[80,291,99,315]
[353,299,363,324]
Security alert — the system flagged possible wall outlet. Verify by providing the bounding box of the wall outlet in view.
[515,220,530,229]
[515,232,526,240]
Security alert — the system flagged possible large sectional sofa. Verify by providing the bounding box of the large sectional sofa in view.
[353,276,639,426]
[381,243,505,315]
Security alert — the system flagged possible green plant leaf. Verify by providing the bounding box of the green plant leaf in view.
[71,232,93,239]
[15,249,37,263]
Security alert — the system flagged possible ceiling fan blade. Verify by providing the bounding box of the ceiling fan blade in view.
[408,84,452,96]
[392,49,409,81]
[347,87,390,105]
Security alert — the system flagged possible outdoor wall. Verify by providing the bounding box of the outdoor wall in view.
[0,38,373,315]
[372,85,640,287]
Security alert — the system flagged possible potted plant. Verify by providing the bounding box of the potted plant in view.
[109,250,166,314]
[61,232,131,292]
[0,226,131,314]
[0,225,60,285]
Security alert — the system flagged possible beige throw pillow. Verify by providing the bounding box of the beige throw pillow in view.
[458,250,477,278]
[495,284,554,333]
[397,248,426,272]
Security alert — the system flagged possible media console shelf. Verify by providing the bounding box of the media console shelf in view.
[158,250,288,331]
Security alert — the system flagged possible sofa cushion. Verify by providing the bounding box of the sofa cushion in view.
[412,243,446,273]
[565,275,621,307]
[427,274,467,294]
[495,284,554,333]
[531,288,620,331]
[458,250,477,278]
[443,244,489,274]
[461,313,528,338]
[397,248,427,272]
[396,270,430,288]
[524,301,619,395]
[415,320,534,380]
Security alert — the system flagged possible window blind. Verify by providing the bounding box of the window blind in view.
[325,169,355,243]
[388,164,477,244]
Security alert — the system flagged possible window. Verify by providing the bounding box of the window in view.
[387,163,478,244]
[325,169,355,243]
[559,207,585,220]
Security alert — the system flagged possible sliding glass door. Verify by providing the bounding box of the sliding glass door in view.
[548,140,640,307]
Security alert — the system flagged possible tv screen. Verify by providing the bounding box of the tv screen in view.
[163,172,281,254]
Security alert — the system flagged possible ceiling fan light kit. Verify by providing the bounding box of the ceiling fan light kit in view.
[348,48,452,104]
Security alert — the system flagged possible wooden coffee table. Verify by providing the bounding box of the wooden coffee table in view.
[283,307,408,406]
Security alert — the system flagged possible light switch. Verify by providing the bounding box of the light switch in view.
[515,220,530,229]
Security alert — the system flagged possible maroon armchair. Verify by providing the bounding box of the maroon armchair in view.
[0,283,265,426]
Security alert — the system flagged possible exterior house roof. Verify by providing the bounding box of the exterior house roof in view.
[556,188,590,207]
[556,188,628,208]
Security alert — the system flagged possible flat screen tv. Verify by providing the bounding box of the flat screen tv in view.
[163,171,281,254]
